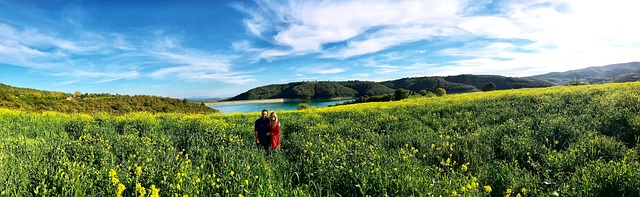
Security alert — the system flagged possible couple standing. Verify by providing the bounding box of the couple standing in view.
[254,109,281,154]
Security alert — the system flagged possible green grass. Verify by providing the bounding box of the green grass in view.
[1,82,640,196]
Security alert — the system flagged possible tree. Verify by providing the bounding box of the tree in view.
[420,89,428,96]
[435,88,446,97]
[482,82,496,91]
[74,91,82,99]
[297,103,310,110]
[394,88,410,100]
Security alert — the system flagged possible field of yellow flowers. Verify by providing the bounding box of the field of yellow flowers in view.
[1,82,640,196]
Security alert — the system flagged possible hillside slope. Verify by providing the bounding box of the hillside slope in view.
[0,83,218,114]
[229,74,553,100]
[229,81,394,100]
[444,75,555,90]
[530,62,640,84]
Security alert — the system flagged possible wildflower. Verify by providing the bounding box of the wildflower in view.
[484,185,492,193]
[136,166,142,177]
[245,179,249,186]
[461,164,468,172]
[196,178,201,183]
[136,183,146,197]
[516,193,521,197]
[349,169,352,173]
[109,169,119,185]
[521,188,527,194]
[230,171,235,176]
[452,190,457,196]
[246,165,251,171]
[239,194,244,197]
[116,183,126,197]
[150,185,159,197]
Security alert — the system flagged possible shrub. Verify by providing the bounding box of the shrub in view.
[394,88,410,100]
[482,82,496,91]
[297,103,310,110]
[420,90,428,96]
[435,88,446,97]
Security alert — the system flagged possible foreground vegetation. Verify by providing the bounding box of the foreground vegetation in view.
[0,83,217,114]
[1,82,640,196]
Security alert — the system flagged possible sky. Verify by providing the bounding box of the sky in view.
[0,0,639,98]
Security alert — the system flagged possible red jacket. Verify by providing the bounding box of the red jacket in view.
[269,122,281,149]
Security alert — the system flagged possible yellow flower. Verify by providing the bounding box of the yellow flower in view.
[150,185,159,197]
[245,179,249,186]
[116,183,126,197]
[196,178,201,183]
[109,169,119,185]
[349,169,352,173]
[451,190,457,196]
[516,193,521,197]
[230,171,235,176]
[246,165,251,171]
[136,166,142,177]
[484,185,492,193]
[239,194,244,197]
[136,183,146,197]
[461,164,468,172]
[521,188,527,194]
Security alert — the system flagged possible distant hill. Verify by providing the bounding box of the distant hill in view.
[444,75,555,90]
[530,62,640,84]
[229,74,554,100]
[380,77,478,93]
[0,83,218,114]
[229,81,392,100]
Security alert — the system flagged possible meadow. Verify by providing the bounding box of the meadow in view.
[1,82,640,196]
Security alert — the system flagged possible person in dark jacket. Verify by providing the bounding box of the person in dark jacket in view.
[255,109,271,154]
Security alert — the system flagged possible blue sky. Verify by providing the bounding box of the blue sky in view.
[1,0,639,98]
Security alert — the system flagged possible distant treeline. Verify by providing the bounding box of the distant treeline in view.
[229,74,554,101]
[0,83,218,114]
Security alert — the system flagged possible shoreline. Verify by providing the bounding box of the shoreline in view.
[205,97,354,105]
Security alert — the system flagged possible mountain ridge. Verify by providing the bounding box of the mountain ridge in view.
[228,74,555,101]
[530,62,640,84]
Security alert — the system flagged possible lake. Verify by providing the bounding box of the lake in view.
[208,99,354,114]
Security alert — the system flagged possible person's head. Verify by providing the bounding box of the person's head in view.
[270,112,278,124]
[261,109,268,120]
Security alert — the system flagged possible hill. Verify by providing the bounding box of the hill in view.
[229,81,394,100]
[0,83,218,114]
[2,82,639,196]
[380,76,478,93]
[530,61,640,84]
[444,75,555,90]
[229,74,553,100]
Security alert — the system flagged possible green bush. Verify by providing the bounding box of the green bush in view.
[435,88,446,97]
[297,103,310,110]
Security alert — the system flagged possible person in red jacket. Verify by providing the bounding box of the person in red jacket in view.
[267,112,281,150]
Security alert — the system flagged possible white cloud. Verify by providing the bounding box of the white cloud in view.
[436,0,640,76]
[293,64,348,76]
[236,0,467,59]
[0,22,253,84]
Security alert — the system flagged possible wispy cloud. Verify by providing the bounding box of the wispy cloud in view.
[235,0,467,60]
[293,64,348,75]
[439,0,640,76]
[0,22,254,84]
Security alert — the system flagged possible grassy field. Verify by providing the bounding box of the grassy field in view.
[1,82,640,196]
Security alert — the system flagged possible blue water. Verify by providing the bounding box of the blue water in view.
[209,99,353,114]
